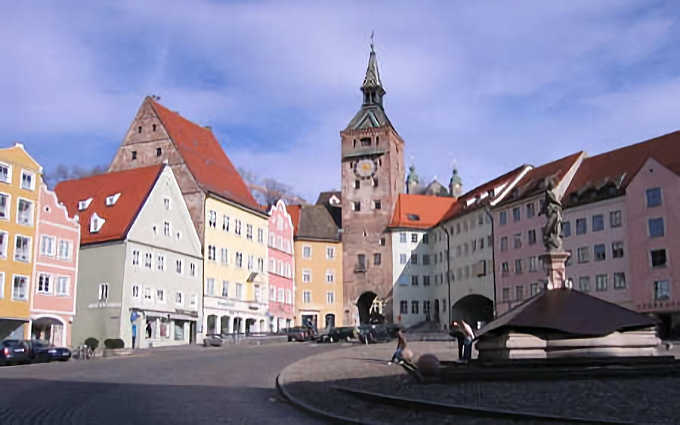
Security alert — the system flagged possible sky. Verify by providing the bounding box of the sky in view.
[2,1,680,202]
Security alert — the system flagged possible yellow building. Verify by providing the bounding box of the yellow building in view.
[203,194,270,335]
[289,204,344,329]
[0,143,42,339]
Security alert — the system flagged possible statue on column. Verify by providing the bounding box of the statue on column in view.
[538,178,563,251]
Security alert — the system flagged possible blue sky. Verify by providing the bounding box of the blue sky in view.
[2,1,680,201]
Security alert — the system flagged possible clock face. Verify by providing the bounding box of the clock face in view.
[354,158,377,179]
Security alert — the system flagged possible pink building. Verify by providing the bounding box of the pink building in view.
[267,200,295,331]
[494,153,583,314]
[30,184,80,346]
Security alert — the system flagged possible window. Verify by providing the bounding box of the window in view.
[516,285,524,301]
[423,275,431,286]
[175,291,183,306]
[528,256,537,272]
[515,259,522,274]
[357,254,366,270]
[0,162,10,183]
[235,252,243,268]
[352,201,361,211]
[500,237,508,252]
[575,218,587,235]
[257,257,264,273]
[207,245,216,261]
[20,170,35,191]
[98,282,109,301]
[373,200,381,210]
[646,188,662,207]
[326,291,335,304]
[163,221,171,237]
[12,275,28,300]
[410,254,418,265]
[651,249,667,268]
[246,255,253,271]
[422,234,429,244]
[105,193,120,206]
[411,301,419,314]
[612,241,624,258]
[397,274,408,285]
[610,210,622,228]
[302,269,311,283]
[614,273,626,289]
[56,276,69,295]
[648,218,664,238]
[502,288,510,302]
[595,274,608,291]
[131,151,137,160]
[528,229,536,245]
[156,254,165,271]
[530,283,539,296]
[176,259,183,274]
[222,215,230,231]
[132,249,140,266]
[374,253,381,266]
[578,276,591,292]
[400,232,407,243]
[411,275,419,286]
[512,207,520,222]
[235,219,242,235]
[58,240,72,260]
[577,247,590,263]
[156,288,165,303]
[594,244,606,261]
[163,198,171,210]
[190,294,198,308]
[220,248,229,265]
[501,262,509,275]
[302,245,312,258]
[380,237,386,246]
[400,301,408,314]
[566,250,573,266]
[156,147,162,157]
[257,228,264,244]
[131,284,140,298]
[326,247,335,259]
[144,252,152,269]
[303,291,311,304]
[360,137,371,146]
[90,213,105,233]
[561,221,571,237]
[499,211,507,225]
[399,254,407,265]
[190,262,196,277]
[325,270,335,283]
[513,233,522,249]
[14,235,30,262]
[37,273,51,294]
[654,280,670,300]
[526,203,535,218]
[208,210,217,228]
[246,224,253,240]
[41,235,56,257]
[422,254,429,265]
[206,278,215,296]
[0,193,8,219]
[354,180,360,189]
[17,199,33,225]
[411,233,418,243]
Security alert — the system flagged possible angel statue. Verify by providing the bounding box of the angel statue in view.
[538,178,563,251]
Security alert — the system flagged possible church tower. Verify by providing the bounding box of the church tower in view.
[341,41,405,325]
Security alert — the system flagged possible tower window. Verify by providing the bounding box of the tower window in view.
[131,151,137,160]
[152,124,157,132]
[137,126,142,134]
[352,201,361,212]
[353,139,357,148]
[374,200,381,210]
[360,137,371,147]
[354,180,360,189]
[376,136,379,146]
[156,147,162,157]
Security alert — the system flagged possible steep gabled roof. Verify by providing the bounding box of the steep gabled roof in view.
[389,194,457,230]
[564,130,680,207]
[497,152,583,207]
[315,191,341,206]
[286,204,302,236]
[55,165,164,245]
[148,99,260,212]
[440,165,530,222]
[293,204,340,242]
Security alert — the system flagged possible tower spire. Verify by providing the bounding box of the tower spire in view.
[361,32,385,106]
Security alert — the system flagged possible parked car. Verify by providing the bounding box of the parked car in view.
[203,333,224,347]
[1,340,30,365]
[285,327,310,342]
[357,324,395,344]
[24,339,71,362]
[327,326,357,343]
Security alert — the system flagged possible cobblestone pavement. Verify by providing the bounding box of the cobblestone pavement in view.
[279,340,680,425]
[0,342,340,425]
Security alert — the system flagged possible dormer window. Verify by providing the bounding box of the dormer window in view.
[105,193,121,206]
[90,212,105,233]
[407,214,420,221]
[78,198,93,211]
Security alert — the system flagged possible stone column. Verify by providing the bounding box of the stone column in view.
[539,251,571,290]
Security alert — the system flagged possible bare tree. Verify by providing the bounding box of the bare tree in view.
[237,167,306,206]
[43,164,108,188]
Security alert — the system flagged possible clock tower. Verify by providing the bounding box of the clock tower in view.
[341,42,405,325]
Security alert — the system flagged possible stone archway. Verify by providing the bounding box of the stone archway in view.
[451,294,494,330]
[31,316,66,346]
[357,292,385,324]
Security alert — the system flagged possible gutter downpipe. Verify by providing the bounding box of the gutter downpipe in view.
[443,226,452,326]
[484,206,498,319]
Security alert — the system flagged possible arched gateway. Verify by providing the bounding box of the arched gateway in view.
[451,295,494,329]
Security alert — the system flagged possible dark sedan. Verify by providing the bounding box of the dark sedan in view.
[285,327,310,342]
[1,339,30,365]
[25,339,72,362]
[327,326,357,343]
[357,324,396,344]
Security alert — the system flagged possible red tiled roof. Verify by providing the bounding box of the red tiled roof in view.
[149,99,260,212]
[286,204,302,236]
[440,165,529,222]
[565,130,680,204]
[497,152,583,206]
[389,194,457,229]
[55,165,164,245]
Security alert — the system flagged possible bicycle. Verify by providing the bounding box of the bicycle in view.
[75,345,94,360]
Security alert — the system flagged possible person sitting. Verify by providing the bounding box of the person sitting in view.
[452,320,475,361]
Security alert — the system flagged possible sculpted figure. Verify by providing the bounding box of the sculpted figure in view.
[538,178,563,251]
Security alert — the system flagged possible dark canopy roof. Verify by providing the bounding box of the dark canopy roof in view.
[478,288,657,338]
